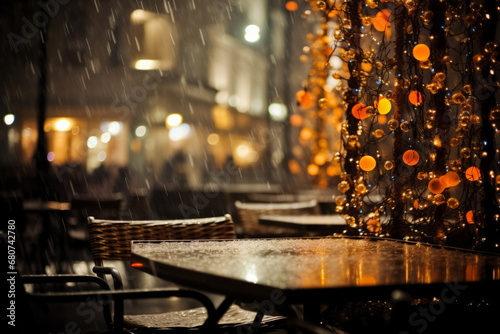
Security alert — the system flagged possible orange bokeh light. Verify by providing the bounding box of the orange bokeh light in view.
[403,150,419,166]
[290,114,303,127]
[359,155,376,171]
[352,103,369,120]
[296,90,313,109]
[441,171,460,187]
[372,9,392,32]
[285,1,298,11]
[314,152,327,165]
[378,114,387,124]
[307,164,320,176]
[409,90,423,106]
[288,160,301,174]
[465,166,481,181]
[413,44,430,61]
[300,128,314,141]
[466,210,475,224]
[428,178,445,194]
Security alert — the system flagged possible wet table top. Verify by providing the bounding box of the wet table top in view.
[131,237,500,303]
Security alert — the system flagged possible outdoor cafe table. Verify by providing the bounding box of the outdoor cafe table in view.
[130,237,500,324]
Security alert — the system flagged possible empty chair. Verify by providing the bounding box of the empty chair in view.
[87,214,285,332]
[235,200,321,237]
[87,215,236,264]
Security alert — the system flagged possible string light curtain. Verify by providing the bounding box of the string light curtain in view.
[293,0,499,251]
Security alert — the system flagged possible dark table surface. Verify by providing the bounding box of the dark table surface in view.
[130,237,500,304]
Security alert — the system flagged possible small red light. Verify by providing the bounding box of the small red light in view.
[131,262,143,268]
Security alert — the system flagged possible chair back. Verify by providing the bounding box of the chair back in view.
[87,214,236,262]
[235,200,320,237]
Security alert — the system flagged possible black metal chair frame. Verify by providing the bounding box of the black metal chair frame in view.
[21,274,223,333]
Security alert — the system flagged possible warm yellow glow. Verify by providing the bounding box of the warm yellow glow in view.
[207,133,220,145]
[359,155,376,172]
[166,114,183,128]
[327,165,340,176]
[130,9,150,22]
[211,106,234,130]
[314,152,327,166]
[433,135,442,147]
[54,119,72,132]
[288,160,301,174]
[307,164,319,176]
[135,59,161,70]
[300,128,314,141]
[361,60,373,72]
[233,141,259,166]
[378,98,392,115]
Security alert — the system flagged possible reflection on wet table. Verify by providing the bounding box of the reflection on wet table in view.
[132,238,500,290]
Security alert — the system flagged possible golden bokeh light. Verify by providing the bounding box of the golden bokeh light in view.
[307,164,320,176]
[378,98,392,115]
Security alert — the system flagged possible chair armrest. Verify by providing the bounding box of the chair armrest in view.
[24,288,216,333]
[92,266,123,290]
[22,274,111,290]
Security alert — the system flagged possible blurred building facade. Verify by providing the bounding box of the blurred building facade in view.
[0,0,315,198]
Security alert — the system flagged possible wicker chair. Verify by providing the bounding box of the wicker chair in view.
[87,214,285,332]
[235,200,321,237]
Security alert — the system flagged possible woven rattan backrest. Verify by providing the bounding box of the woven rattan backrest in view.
[87,214,236,262]
[235,200,320,236]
